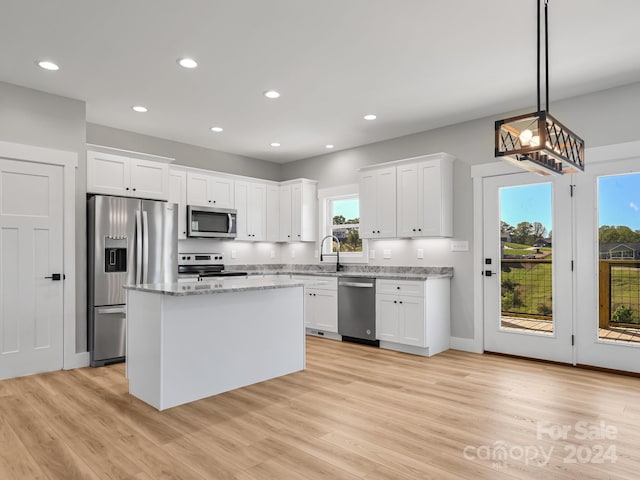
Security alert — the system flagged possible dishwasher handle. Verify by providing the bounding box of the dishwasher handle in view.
[339,281,374,288]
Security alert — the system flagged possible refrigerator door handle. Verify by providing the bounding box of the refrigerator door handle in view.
[135,210,142,285]
[142,210,149,284]
[96,306,126,315]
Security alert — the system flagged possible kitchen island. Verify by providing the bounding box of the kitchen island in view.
[124,277,307,410]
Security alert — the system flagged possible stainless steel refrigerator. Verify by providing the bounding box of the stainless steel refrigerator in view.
[88,195,178,367]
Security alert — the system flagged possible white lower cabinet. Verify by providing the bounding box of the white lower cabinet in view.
[375,278,450,356]
[305,288,338,332]
[292,275,338,333]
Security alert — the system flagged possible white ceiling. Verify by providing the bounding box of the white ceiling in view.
[2,1,640,164]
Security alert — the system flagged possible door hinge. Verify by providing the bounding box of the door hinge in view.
[571,335,575,346]
[570,184,575,197]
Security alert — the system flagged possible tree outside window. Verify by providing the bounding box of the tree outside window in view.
[328,197,362,253]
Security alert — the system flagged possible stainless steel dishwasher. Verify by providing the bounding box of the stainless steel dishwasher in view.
[338,277,379,346]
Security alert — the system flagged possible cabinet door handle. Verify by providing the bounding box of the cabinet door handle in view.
[393,300,397,304]
[126,187,130,191]
[397,286,400,290]
[418,228,422,232]
[413,228,416,232]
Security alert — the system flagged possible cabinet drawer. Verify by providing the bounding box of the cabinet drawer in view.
[291,275,337,291]
[376,279,424,297]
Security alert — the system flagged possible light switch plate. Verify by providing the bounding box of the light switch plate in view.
[450,240,469,252]
[369,249,376,259]
[383,249,392,259]
[231,249,237,259]
[417,248,424,259]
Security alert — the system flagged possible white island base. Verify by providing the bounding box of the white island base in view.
[126,283,305,410]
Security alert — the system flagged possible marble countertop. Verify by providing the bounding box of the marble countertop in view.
[224,264,453,280]
[124,276,323,296]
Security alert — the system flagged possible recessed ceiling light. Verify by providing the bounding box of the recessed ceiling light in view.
[178,58,198,69]
[364,114,377,121]
[37,60,59,71]
[132,106,148,113]
[270,142,281,147]
[210,126,223,132]
[264,90,281,99]
[326,144,335,149]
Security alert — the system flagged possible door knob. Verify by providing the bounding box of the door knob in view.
[44,273,64,281]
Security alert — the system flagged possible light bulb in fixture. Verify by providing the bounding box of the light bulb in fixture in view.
[178,58,198,69]
[132,106,148,113]
[264,90,281,99]
[364,114,377,121]
[530,135,540,147]
[325,144,334,149]
[37,60,59,71]
[519,129,533,146]
[270,142,281,147]
[210,126,223,132]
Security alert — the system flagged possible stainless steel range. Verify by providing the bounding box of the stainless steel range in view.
[178,253,247,280]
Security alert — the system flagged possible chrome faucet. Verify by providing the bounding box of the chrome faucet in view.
[320,234,343,272]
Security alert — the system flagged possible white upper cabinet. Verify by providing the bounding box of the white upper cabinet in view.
[87,151,169,201]
[265,184,280,242]
[168,167,187,239]
[279,180,317,242]
[186,171,234,208]
[235,181,267,241]
[397,154,453,238]
[359,166,396,239]
[279,185,293,241]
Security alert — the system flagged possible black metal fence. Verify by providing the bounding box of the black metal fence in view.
[500,259,553,319]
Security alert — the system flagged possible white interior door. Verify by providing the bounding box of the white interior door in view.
[482,172,574,363]
[0,158,64,379]
[575,157,640,372]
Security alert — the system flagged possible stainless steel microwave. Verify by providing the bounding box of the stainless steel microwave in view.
[187,206,237,238]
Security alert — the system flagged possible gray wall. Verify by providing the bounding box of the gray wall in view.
[87,123,282,181]
[0,81,88,351]
[280,81,640,339]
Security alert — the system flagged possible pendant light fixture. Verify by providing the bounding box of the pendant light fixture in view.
[495,0,584,176]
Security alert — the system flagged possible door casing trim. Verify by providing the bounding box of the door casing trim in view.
[0,140,88,370]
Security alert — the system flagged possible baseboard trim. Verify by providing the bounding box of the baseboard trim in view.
[450,336,483,354]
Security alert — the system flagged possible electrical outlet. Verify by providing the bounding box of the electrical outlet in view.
[270,250,275,259]
[290,248,296,259]
[417,248,424,259]
[451,240,469,252]
[369,249,376,259]
[314,249,318,258]
[383,249,392,259]
[231,249,237,259]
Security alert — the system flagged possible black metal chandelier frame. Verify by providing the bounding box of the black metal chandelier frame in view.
[494,0,585,176]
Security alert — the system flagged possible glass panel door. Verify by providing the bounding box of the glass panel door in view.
[483,172,573,363]
[576,159,640,372]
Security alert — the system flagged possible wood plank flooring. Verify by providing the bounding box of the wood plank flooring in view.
[1,337,639,479]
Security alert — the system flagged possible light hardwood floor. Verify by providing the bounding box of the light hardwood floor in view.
[1,336,639,479]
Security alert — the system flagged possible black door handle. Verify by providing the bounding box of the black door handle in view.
[44,273,64,281]
[483,270,495,277]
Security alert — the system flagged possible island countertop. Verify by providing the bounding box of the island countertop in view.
[123,276,325,296]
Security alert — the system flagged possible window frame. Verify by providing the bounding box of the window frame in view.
[318,184,368,264]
